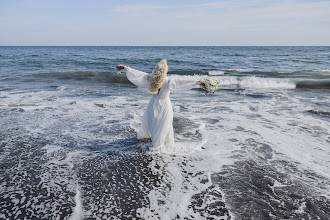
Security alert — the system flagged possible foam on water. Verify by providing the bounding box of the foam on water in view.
[1,76,330,219]
[42,144,63,154]
[1,46,330,219]
[318,69,330,73]
[225,68,254,72]
[135,88,330,219]
[238,76,296,89]
[208,70,225,76]
[169,75,297,89]
[69,186,84,220]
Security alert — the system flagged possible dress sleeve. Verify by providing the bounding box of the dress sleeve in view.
[125,66,150,87]
[168,78,199,90]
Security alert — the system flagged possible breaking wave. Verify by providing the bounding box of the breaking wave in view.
[28,71,131,84]
[10,70,330,90]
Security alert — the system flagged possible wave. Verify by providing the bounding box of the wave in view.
[168,70,209,75]
[170,69,330,79]
[31,71,131,84]
[209,71,225,76]
[224,68,254,73]
[296,79,330,89]
[221,77,330,89]
[168,75,296,89]
[218,76,296,89]
[219,69,330,79]
[171,75,330,89]
[25,71,330,90]
[5,65,330,82]
[307,110,330,117]
[238,76,296,89]
[317,70,330,73]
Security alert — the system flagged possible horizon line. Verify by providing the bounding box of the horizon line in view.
[1,45,330,47]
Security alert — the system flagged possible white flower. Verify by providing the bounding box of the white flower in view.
[203,78,219,94]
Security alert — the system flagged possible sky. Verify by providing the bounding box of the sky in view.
[0,0,330,46]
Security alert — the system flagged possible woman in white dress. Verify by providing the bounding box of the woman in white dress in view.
[116,59,204,151]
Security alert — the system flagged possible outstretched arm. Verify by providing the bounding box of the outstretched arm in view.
[168,78,204,90]
[116,64,150,87]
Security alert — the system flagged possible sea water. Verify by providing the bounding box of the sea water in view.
[0,46,329,219]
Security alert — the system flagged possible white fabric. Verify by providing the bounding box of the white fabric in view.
[125,66,198,150]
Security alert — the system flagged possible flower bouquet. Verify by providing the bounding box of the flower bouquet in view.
[201,78,220,95]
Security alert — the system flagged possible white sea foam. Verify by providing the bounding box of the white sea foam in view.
[56,86,66,91]
[168,75,297,89]
[137,96,246,218]
[316,69,330,73]
[2,78,329,218]
[42,144,63,154]
[208,70,225,76]
[148,124,207,155]
[295,202,307,214]
[137,86,330,218]
[225,68,253,72]
[69,186,84,220]
[217,76,296,89]
[238,76,296,89]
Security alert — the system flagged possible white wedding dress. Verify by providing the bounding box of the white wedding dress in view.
[125,66,198,151]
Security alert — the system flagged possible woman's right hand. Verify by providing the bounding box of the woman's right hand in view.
[116,64,125,70]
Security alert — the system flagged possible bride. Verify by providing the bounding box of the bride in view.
[116,59,204,151]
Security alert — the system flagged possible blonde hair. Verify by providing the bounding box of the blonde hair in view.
[148,59,168,94]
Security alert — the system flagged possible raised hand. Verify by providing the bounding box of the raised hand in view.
[116,64,125,71]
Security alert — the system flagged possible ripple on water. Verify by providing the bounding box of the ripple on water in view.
[212,160,330,219]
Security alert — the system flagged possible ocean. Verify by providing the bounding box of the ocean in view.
[0,46,329,219]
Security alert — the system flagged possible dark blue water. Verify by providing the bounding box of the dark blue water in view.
[1,46,330,89]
